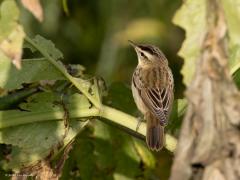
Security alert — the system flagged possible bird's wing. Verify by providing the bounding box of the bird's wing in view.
[141,86,172,125]
[133,68,173,126]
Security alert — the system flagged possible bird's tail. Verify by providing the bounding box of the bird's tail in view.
[146,113,165,151]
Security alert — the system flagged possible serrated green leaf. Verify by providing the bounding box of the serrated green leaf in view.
[25,35,101,108]
[172,0,207,85]
[0,58,66,90]
[29,35,63,60]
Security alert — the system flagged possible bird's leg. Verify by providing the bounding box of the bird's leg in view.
[136,116,145,132]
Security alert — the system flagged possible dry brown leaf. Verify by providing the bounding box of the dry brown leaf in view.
[21,0,43,22]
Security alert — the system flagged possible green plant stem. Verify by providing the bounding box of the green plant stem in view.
[101,105,177,152]
[101,105,146,136]
[0,108,99,129]
[22,36,177,152]
[0,105,177,152]
[24,36,100,109]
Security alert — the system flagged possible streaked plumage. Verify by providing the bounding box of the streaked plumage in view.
[130,41,174,151]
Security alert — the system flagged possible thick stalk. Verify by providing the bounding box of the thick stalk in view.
[0,105,177,152]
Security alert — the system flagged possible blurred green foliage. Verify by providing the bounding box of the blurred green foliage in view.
[20,0,185,98]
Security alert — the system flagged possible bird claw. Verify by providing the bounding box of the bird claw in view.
[136,117,143,131]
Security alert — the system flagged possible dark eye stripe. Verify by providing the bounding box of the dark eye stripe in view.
[139,45,154,55]
[138,45,167,62]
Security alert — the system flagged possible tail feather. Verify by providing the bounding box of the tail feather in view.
[146,113,165,151]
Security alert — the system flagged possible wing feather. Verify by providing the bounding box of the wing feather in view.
[133,67,173,126]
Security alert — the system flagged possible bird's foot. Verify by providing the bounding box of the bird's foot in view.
[136,117,143,132]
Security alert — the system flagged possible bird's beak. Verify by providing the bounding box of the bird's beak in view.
[128,40,137,48]
[128,40,141,52]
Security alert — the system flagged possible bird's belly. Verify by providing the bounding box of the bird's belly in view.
[131,83,148,115]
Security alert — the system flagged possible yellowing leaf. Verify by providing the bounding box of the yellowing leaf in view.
[172,0,207,85]
[0,0,25,69]
[21,0,43,22]
[222,0,240,74]
[0,25,25,69]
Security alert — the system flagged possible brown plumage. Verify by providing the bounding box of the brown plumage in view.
[130,41,174,151]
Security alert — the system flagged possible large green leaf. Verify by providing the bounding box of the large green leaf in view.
[173,0,240,85]
[0,120,88,171]
[0,58,66,90]
[0,92,94,170]
[30,35,63,60]
[172,0,207,85]
[25,35,102,108]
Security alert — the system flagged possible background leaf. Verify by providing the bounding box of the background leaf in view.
[172,0,207,85]
[21,0,43,22]
[0,58,65,90]
[0,0,25,69]
[0,92,92,170]
[222,0,240,75]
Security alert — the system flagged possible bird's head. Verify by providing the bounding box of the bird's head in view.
[129,40,168,67]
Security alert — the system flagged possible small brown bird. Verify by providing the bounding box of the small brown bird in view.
[130,41,174,151]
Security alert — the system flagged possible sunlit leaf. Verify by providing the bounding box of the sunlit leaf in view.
[173,0,207,85]
[222,0,240,74]
[62,0,69,16]
[0,92,93,170]
[0,120,87,171]
[174,0,240,85]
[133,140,155,169]
[0,0,25,69]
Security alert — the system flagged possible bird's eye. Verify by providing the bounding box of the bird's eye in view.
[140,52,144,57]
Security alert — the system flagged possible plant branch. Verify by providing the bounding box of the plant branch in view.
[0,104,177,152]
[24,36,101,108]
